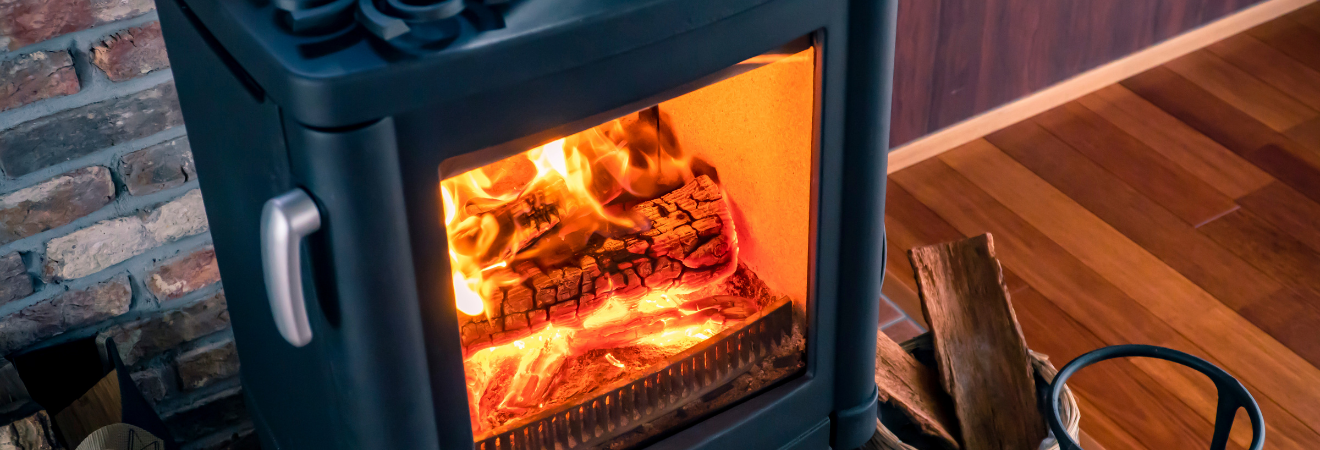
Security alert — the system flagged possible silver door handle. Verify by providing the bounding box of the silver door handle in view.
[261,188,321,347]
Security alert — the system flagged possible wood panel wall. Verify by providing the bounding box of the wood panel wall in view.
[891,0,1267,147]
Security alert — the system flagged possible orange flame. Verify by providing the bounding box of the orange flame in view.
[442,110,751,435]
[441,112,696,318]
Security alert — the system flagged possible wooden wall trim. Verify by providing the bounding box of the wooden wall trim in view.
[887,0,1318,174]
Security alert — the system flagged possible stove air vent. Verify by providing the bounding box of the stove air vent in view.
[273,0,509,54]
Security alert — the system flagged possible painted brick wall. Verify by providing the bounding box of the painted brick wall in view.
[0,1,255,448]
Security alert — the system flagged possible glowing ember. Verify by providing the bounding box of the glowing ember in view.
[605,353,625,369]
[443,108,758,435]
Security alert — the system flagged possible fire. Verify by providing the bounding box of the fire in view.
[451,270,484,316]
[442,109,756,435]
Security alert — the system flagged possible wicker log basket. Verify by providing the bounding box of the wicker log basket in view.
[863,333,1080,450]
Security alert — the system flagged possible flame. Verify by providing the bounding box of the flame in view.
[452,270,484,316]
[442,109,754,435]
[441,112,696,317]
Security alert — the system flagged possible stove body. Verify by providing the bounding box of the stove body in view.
[156,0,896,449]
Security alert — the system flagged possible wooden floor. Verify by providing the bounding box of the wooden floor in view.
[881,4,1320,449]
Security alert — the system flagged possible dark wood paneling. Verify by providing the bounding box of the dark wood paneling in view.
[890,0,1266,147]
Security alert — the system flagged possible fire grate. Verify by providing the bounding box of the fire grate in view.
[475,297,795,450]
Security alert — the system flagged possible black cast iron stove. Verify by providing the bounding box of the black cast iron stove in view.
[155,1,897,449]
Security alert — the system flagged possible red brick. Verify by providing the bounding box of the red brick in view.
[0,0,154,50]
[0,275,131,354]
[0,252,31,306]
[0,50,79,111]
[146,247,220,301]
[0,0,93,50]
[120,136,194,196]
[91,21,169,82]
[102,291,229,366]
[176,339,239,391]
[161,387,247,443]
[0,166,115,245]
[131,366,171,404]
[0,81,182,177]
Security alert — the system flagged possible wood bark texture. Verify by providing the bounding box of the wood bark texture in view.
[460,175,737,352]
[908,234,1046,450]
[874,332,961,449]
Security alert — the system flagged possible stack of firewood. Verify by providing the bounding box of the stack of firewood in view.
[865,234,1078,450]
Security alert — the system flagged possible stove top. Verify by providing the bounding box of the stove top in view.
[175,0,775,127]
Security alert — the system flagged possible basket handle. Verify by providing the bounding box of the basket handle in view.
[1045,345,1265,450]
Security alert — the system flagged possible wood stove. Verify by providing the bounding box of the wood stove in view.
[155,0,896,449]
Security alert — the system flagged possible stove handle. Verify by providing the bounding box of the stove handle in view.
[261,188,322,347]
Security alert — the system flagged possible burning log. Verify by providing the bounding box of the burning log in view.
[449,178,565,267]
[459,175,737,353]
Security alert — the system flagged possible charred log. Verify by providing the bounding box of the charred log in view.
[459,175,737,353]
[449,178,565,267]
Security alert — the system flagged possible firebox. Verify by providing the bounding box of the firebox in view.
[156,0,896,449]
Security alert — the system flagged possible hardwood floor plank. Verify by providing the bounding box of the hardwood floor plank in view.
[885,180,966,250]
[1200,209,1320,301]
[1237,181,1320,254]
[1165,49,1318,131]
[1078,84,1272,199]
[1031,102,1239,227]
[1122,66,1320,204]
[1248,17,1320,73]
[1121,339,1319,450]
[892,159,1178,347]
[1208,34,1320,111]
[1287,2,1320,34]
[1286,116,1320,152]
[889,158,1317,449]
[1078,428,1113,450]
[885,181,1028,301]
[1074,395,1149,450]
[1013,287,1230,450]
[986,123,1277,311]
[1238,287,1320,369]
[933,141,1320,431]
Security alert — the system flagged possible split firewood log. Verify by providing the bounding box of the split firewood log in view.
[908,234,1046,450]
[459,175,738,353]
[874,332,961,449]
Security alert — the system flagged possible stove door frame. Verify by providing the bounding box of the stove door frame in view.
[386,0,894,448]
